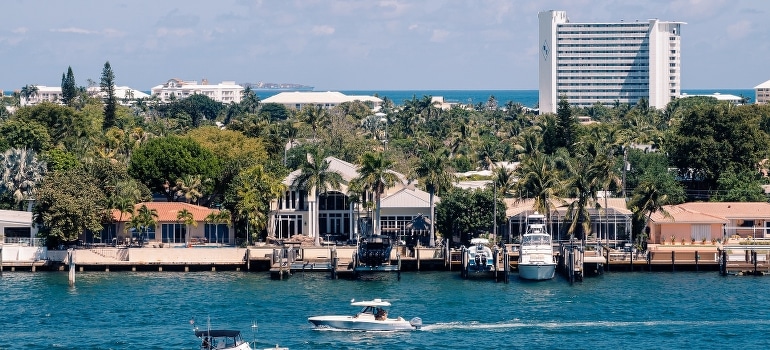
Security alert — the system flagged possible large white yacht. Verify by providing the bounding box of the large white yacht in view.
[518,212,556,280]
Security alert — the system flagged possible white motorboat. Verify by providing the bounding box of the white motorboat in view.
[308,299,422,331]
[518,212,556,280]
[191,318,287,350]
[466,238,495,272]
[194,329,253,350]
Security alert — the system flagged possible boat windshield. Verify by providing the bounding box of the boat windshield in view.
[522,234,551,245]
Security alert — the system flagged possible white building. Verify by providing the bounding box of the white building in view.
[755,79,770,104]
[538,10,684,114]
[19,85,148,106]
[679,92,744,104]
[150,78,242,104]
[262,91,383,110]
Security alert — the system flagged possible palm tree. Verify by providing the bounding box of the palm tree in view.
[172,175,204,204]
[298,104,328,140]
[112,196,135,242]
[0,148,46,210]
[176,208,196,246]
[19,84,39,105]
[128,204,157,247]
[205,209,230,245]
[628,180,671,247]
[413,148,455,247]
[291,147,343,246]
[355,152,398,239]
[513,153,563,230]
[562,153,601,241]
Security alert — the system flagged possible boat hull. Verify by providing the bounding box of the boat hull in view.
[518,263,556,280]
[308,316,417,331]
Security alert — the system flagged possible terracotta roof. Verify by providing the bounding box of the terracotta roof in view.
[111,202,223,222]
[503,197,631,217]
[650,202,770,223]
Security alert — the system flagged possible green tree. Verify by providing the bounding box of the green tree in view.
[128,204,158,246]
[0,119,52,152]
[61,66,77,106]
[712,169,766,202]
[298,104,329,140]
[355,152,398,238]
[413,148,455,246]
[176,208,196,246]
[205,209,231,244]
[512,153,564,224]
[100,61,118,130]
[435,188,504,246]
[0,148,47,210]
[34,167,107,247]
[291,147,343,246]
[628,180,673,248]
[227,165,284,245]
[128,136,220,200]
[20,84,38,105]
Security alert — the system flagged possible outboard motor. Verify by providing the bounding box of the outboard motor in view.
[481,254,488,267]
[409,317,423,330]
[474,255,481,267]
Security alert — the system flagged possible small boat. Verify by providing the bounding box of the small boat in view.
[308,298,422,331]
[194,329,253,350]
[518,212,556,280]
[191,318,287,350]
[466,238,495,272]
[353,234,400,273]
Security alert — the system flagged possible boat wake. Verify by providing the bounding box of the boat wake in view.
[421,318,770,331]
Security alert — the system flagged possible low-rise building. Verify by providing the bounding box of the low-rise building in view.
[648,202,770,244]
[262,91,382,110]
[150,78,242,103]
[270,156,435,245]
[19,85,149,106]
[755,79,770,104]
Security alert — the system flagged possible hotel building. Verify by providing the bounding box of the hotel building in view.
[538,10,684,114]
[150,78,242,104]
[755,79,770,104]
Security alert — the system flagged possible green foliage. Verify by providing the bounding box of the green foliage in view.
[41,148,79,172]
[34,166,107,247]
[61,66,77,106]
[711,169,767,202]
[435,188,506,246]
[0,118,52,151]
[259,103,291,121]
[100,61,117,130]
[128,136,220,198]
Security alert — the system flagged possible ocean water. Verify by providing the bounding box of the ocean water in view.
[1,270,768,349]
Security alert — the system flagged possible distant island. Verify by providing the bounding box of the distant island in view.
[242,81,314,91]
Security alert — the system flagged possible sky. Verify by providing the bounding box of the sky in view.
[1,0,769,91]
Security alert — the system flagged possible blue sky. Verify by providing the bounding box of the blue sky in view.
[2,0,768,91]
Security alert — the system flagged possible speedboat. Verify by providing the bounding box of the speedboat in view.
[466,238,495,272]
[194,329,253,350]
[518,212,556,280]
[308,298,422,331]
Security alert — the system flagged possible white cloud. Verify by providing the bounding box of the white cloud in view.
[50,27,96,35]
[155,27,195,37]
[311,25,335,36]
[12,27,28,34]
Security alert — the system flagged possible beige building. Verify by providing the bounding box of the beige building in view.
[648,202,770,244]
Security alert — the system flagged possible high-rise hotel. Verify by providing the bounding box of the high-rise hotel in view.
[538,10,684,114]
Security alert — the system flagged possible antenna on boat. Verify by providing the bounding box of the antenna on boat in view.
[250,320,258,347]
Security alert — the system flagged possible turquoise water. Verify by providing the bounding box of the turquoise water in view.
[1,271,769,349]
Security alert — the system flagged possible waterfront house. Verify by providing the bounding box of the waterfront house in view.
[504,197,633,243]
[648,202,770,244]
[756,79,770,104]
[269,156,435,245]
[99,202,231,247]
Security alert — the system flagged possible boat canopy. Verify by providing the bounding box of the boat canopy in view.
[470,238,489,245]
[351,298,391,307]
[195,330,242,338]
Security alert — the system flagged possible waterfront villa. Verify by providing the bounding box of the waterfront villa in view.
[150,78,242,104]
[100,202,231,247]
[647,202,770,244]
[262,91,383,110]
[504,197,633,243]
[269,156,435,245]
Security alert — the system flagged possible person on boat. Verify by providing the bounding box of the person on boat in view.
[375,307,387,320]
[201,336,210,349]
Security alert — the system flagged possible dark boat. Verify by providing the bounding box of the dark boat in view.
[356,234,393,267]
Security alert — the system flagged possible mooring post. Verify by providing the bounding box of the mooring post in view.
[671,250,676,272]
[246,248,250,271]
[330,248,337,280]
[397,254,401,281]
[416,247,421,271]
[720,249,727,276]
[753,250,758,276]
[695,250,699,272]
[0,244,4,275]
[503,246,510,284]
[68,248,75,287]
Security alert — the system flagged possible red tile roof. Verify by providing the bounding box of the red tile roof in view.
[111,202,223,222]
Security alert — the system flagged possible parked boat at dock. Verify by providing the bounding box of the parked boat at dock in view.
[308,298,422,331]
[466,238,495,272]
[518,212,556,280]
